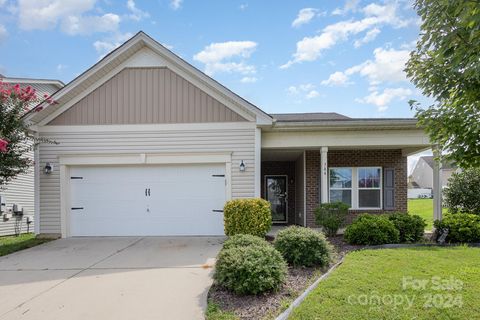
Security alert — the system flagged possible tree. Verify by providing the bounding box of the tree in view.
[405,0,480,168]
[0,80,55,187]
[444,168,480,215]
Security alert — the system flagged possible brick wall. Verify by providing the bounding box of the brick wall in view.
[261,161,296,225]
[305,149,407,227]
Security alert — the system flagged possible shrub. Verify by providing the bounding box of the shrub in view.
[344,214,400,245]
[223,198,272,238]
[214,245,287,295]
[434,214,480,243]
[315,202,350,237]
[444,168,480,215]
[222,234,268,250]
[388,213,426,243]
[274,226,332,267]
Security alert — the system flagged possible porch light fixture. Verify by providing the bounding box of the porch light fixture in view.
[239,160,246,172]
[44,162,52,175]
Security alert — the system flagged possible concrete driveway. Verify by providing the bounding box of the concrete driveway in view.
[0,237,223,320]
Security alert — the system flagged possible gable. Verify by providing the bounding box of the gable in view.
[48,67,247,125]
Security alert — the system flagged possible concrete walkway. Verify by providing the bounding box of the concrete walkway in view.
[0,237,223,320]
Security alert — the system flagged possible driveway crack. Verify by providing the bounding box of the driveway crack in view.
[0,237,144,319]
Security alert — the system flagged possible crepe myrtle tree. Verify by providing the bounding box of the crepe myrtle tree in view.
[0,80,56,188]
[405,0,480,168]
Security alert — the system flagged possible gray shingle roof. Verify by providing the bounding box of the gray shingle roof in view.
[271,112,351,122]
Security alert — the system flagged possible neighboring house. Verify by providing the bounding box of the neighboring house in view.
[0,76,64,236]
[25,32,431,238]
[410,156,457,189]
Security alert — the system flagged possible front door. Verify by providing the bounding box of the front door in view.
[265,175,288,223]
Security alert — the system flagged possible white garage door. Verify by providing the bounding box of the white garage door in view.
[69,164,226,236]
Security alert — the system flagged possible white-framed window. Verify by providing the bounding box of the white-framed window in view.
[329,168,352,207]
[329,167,382,209]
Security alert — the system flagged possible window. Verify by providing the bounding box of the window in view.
[358,167,381,208]
[329,167,382,209]
[329,168,352,206]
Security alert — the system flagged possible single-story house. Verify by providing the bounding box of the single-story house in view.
[0,76,64,236]
[25,32,434,238]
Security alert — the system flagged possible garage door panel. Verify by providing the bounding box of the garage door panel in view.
[69,164,226,236]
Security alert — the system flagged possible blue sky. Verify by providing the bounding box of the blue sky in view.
[0,0,430,118]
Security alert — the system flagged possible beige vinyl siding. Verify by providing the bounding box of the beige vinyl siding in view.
[38,125,256,235]
[48,68,247,125]
[295,152,305,226]
[0,149,34,236]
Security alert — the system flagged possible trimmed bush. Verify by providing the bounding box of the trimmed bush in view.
[223,198,272,238]
[388,213,426,243]
[434,214,480,243]
[344,214,400,245]
[444,168,480,215]
[274,226,332,267]
[214,244,287,295]
[315,202,350,236]
[222,234,268,250]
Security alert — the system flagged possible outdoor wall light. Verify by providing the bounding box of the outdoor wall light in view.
[239,160,246,172]
[44,162,52,175]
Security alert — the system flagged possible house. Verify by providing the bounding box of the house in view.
[0,76,64,236]
[410,156,457,190]
[25,32,432,238]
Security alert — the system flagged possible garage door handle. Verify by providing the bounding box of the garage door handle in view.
[71,207,84,210]
[212,209,224,213]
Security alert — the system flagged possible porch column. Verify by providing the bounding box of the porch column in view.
[254,128,261,197]
[433,147,443,221]
[320,147,328,203]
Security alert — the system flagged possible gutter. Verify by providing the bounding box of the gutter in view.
[269,119,420,131]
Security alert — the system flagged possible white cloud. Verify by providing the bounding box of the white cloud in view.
[346,47,410,85]
[17,0,120,35]
[292,8,320,28]
[239,3,248,11]
[0,24,7,42]
[126,0,149,21]
[354,27,380,48]
[240,76,257,83]
[93,32,133,57]
[0,0,7,7]
[282,2,410,68]
[193,41,258,76]
[287,83,319,100]
[321,71,350,86]
[356,87,412,111]
[332,0,360,15]
[56,64,67,73]
[170,0,182,10]
[61,13,120,35]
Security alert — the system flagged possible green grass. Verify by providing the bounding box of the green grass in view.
[206,301,238,320]
[290,247,480,320]
[408,198,447,231]
[0,233,52,257]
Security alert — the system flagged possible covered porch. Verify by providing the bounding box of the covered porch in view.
[258,117,440,228]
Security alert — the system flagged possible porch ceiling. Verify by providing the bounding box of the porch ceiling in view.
[262,149,304,161]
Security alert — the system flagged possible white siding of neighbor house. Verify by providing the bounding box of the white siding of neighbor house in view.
[37,124,256,235]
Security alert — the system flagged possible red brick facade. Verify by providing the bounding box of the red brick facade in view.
[305,149,407,227]
[261,161,296,225]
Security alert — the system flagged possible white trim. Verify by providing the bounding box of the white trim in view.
[320,147,328,203]
[433,147,442,221]
[59,152,232,238]
[37,122,256,133]
[264,175,288,224]
[303,150,307,227]
[254,128,261,197]
[33,133,40,234]
[2,77,64,88]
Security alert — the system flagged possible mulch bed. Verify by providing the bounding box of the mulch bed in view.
[208,235,366,319]
[208,266,320,320]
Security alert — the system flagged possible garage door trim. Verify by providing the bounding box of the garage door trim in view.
[59,152,232,238]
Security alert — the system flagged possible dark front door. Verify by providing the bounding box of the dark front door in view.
[265,175,288,223]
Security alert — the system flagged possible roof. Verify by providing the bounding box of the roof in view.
[1,76,64,88]
[26,31,272,126]
[271,112,351,122]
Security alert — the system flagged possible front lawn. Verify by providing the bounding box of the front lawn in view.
[408,198,447,230]
[290,247,480,320]
[0,233,52,257]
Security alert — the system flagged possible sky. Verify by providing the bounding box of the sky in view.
[0,0,433,120]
